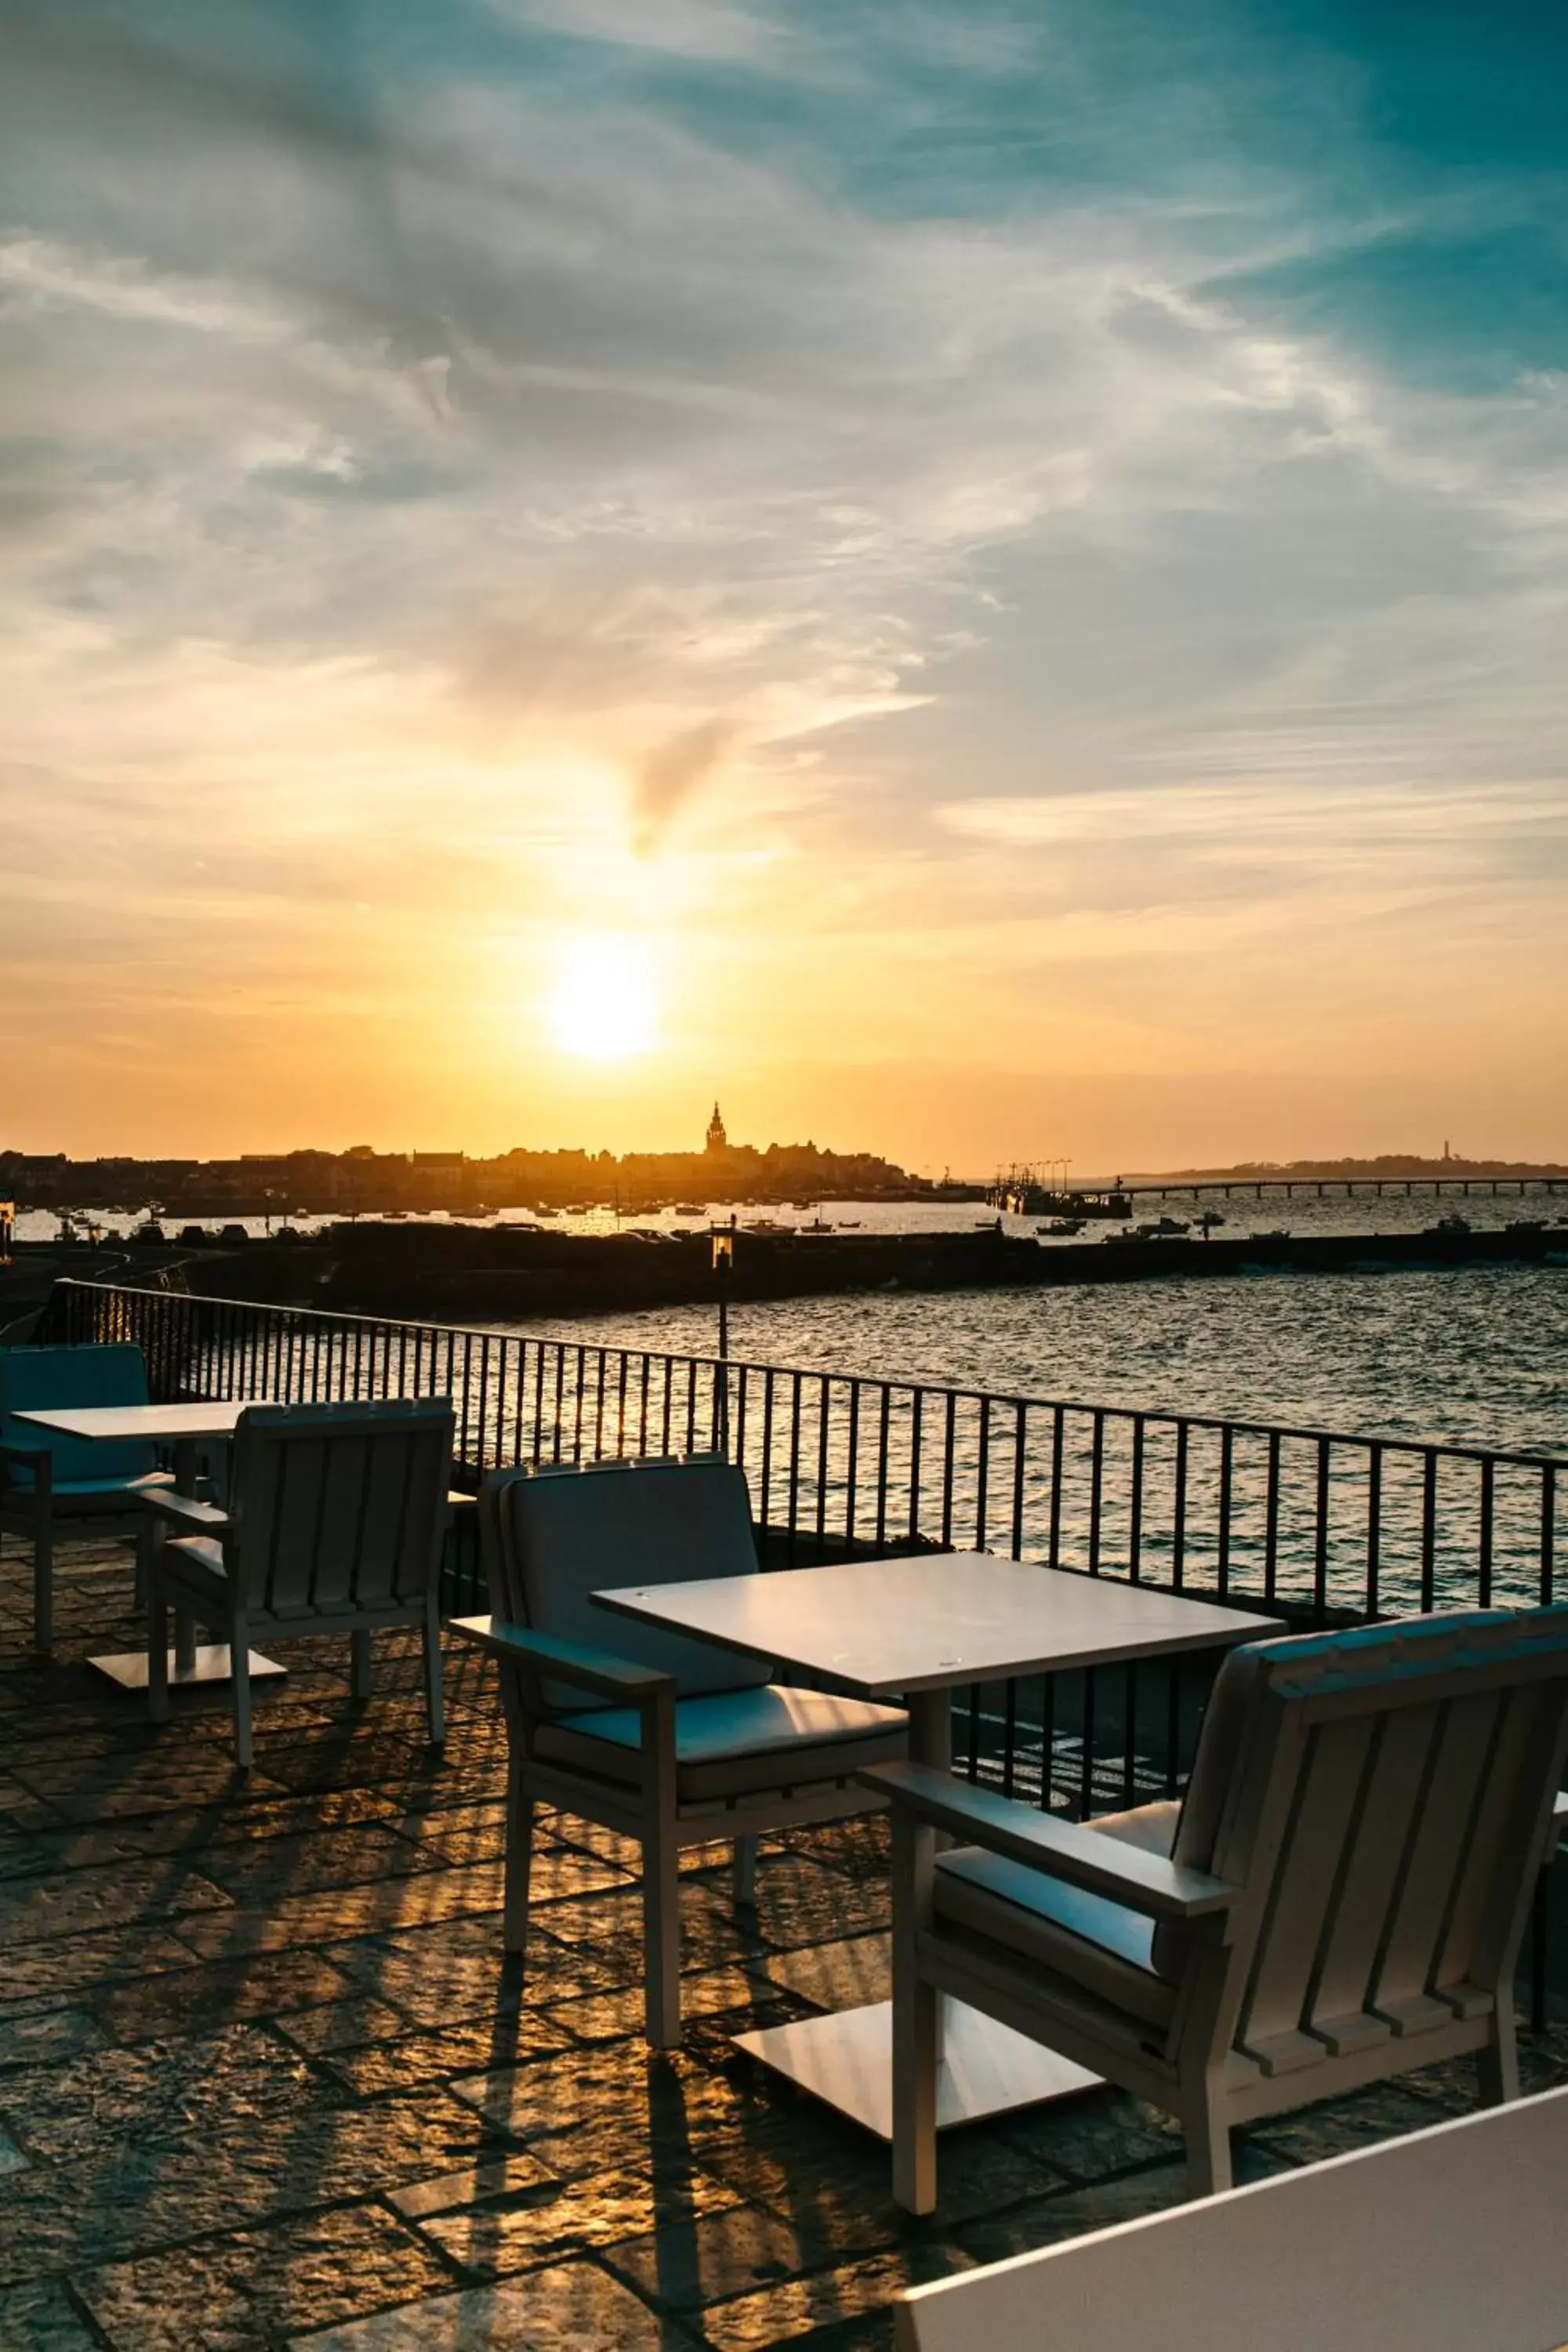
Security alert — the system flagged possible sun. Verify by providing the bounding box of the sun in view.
[546,934,659,1060]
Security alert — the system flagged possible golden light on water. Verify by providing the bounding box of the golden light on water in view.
[546,934,659,1061]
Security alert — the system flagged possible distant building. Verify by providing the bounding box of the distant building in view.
[705,1102,728,1154]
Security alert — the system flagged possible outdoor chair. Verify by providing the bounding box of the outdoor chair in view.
[466,1455,909,2048]
[0,1342,175,1652]
[141,1398,455,1768]
[864,1605,1568,2212]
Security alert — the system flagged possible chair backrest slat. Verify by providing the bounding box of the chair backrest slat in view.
[230,1402,453,1620]
[1301,1703,1438,2049]
[1367,1689,1503,2031]
[1236,1715,1377,2068]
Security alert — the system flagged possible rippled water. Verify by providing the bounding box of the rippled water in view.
[523,1264,1568,1461]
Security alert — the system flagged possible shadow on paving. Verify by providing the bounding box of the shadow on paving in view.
[3,1534,1568,2350]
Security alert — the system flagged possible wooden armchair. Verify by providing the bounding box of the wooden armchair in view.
[457,1455,909,2048]
[864,1605,1568,2212]
[0,1343,174,1651]
[142,1399,455,1767]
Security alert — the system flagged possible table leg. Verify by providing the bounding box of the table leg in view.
[732,1674,1098,2136]
[906,1691,953,2060]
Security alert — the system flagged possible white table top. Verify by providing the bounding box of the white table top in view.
[15,1403,251,1442]
[593,1552,1285,1695]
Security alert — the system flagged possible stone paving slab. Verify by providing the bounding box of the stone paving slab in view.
[2,1534,1567,2350]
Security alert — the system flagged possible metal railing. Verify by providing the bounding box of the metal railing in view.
[34,1278,1564,1822]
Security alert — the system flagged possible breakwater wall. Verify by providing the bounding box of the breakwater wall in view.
[169,1218,1568,1323]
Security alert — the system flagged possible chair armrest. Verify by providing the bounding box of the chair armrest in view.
[448,1614,675,1702]
[143,1490,233,1534]
[859,1761,1240,1923]
[0,1441,53,1501]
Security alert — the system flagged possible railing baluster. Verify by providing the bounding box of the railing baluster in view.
[941,1393,956,1550]
[1315,1436,1331,1617]
[1217,1424,1233,1597]
[1478,1456,1494,1608]
[845,1381,859,1547]
[1172,1421,1189,1591]
[907,1389,924,1546]
[1048,1405,1064,1570]
[975,1395,990,1552]
[1264,1429,1281,1601]
[815,1375,829,1549]
[1421,1450,1438,1612]
[786,1372,803,1562]
[1128,1414,1144,1584]
[1011,1402,1027,1560]
[1367,1442,1382,1618]
[1087,1409,1104,1576]
[1544,1465,1558,1606]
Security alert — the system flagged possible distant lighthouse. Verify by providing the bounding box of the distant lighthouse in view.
[706,1102,728,1154]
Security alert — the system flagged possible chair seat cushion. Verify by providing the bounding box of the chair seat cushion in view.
[535,1683,909,1804]
[158,1534,231,1605]
[933,1812,1182,2029]
[4,1468,174,1505]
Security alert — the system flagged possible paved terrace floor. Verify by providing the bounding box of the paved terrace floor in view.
[4,1537,1568,2352]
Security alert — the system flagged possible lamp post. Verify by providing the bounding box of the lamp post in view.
[711,1218,735,1453]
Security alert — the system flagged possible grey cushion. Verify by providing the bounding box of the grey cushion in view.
[535,1682,909,1803]
[1,1471,172,1512]
[161,1535,230,1596]
[492,1458,773,1707]
[935,1829,1178,2029]
[0,1345,156,1486]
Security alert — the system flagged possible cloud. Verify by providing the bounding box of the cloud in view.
[489,0,784,64]
[2,1,1566,1154]
[630,718,738,852]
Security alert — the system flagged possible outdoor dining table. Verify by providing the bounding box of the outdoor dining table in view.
[13,1399,285,1691]
[594,1552,1284,2139]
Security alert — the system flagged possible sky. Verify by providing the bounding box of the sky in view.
[2,0,1566,1175]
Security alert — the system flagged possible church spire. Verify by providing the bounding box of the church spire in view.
[706,1102,727,1153]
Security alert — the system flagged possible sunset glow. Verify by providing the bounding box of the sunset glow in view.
[546,935,659,1063]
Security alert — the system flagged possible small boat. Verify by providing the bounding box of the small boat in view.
[533,1204,560,1219]
[1249,1229,1293,1243]
[673,1201,706,1216]
[1425,1212,1472,1238]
